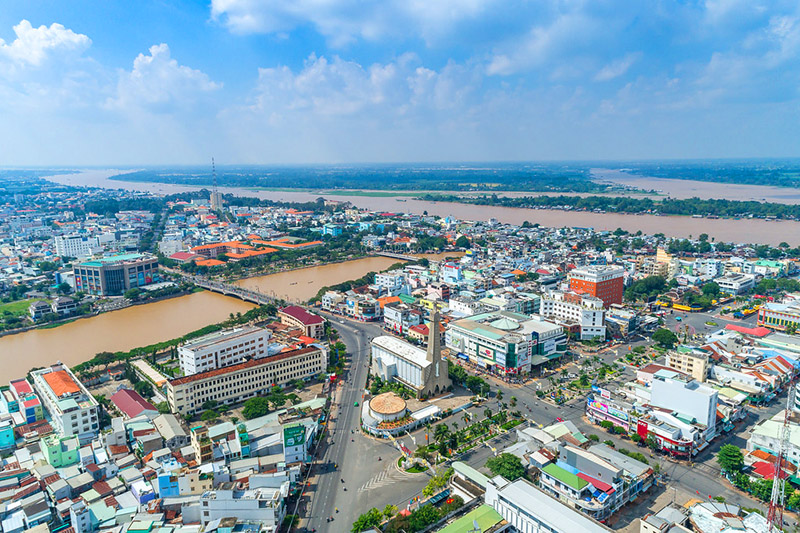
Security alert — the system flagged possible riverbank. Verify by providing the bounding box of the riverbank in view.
[44,170,800,245]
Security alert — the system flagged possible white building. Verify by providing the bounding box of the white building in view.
[650,372,718,442]
[54,235,100,259]
[371,311,451,398]
[747,410,800,466]
[541,290,606,340]
[373,272,405,295]
[178,326,271,376]
[200,487,285,529]
[31,363,99,443]
[485,477,609,533]
[714,273,756,295]
[383,302,422,335]
[167,346,325,415]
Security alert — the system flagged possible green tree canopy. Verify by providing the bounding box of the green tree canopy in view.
[242,397,271,419]
[652,328,679,348]
[717,444,744,474]
[486,453,526,481]
[352,508,383,532]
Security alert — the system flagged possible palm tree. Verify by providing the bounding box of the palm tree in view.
[484,408,493,420]
[434,423,450,443]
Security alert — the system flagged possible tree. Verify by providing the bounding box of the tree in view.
[352,508,383,532]
[455,235,471,249]
[486,453,526,481]
[134,380,154,398]
[383,504,398,520]
[630,433,642,444]
[201,410,219,422]
[124,288,141,300]
[94,351,116,370]
[434,423,450,443]
[409,505,440,531]
[717,444,744,474]
[652,328,679,349]
[57,282,72,295]
[702,282,721,297]
[242,397,271,419]
[156,402,170,414]
[588,434,600,442]
[599,420,614,431]
[613,425,627,435]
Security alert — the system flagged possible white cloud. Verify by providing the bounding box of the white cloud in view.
[108,43,221,111]
[0,19,90,67]
[210,0,493,46]
[594,52,641,81]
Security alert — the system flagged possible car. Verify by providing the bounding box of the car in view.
[354,401,359,407]
[556,417,564,422]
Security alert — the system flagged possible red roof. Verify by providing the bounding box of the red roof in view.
[279,305,324,325]
[10,379,32,396]
[169,252,199,261]
[725,324,772,337]
[110,388,157,418]
[752,461,789,480]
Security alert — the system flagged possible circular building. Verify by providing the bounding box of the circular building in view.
[368,392,408,423]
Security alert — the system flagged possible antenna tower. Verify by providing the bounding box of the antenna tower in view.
[212,157,218,195]
[767,384,796,531]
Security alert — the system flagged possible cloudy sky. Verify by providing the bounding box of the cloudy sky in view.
[1,0,799,165]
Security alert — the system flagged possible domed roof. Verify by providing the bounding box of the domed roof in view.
[369,392,407,415]
[490,317,519,331]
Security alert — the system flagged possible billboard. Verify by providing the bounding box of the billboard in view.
[283,425,305,448]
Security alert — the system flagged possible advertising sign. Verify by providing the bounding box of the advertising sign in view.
[599,388,611,400]
[283,425,305,448]
[586,399,607,413]
[607,406,628,422]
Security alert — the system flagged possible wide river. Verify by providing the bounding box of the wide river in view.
[0,253,456,378]
[48,170,800,246]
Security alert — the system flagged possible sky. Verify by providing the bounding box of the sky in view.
[1,0,799,166]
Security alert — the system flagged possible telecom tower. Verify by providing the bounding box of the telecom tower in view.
[210,157,223,211]
[767,384,796,531]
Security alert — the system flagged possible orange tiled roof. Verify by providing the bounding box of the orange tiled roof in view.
[196,259,225,267]
[43,370,80,397]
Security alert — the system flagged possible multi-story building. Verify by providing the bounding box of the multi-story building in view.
[73,253,159,296]
[665,348,709,382]
[278,306,325,339]
[568,265,625,307]
[200,486,286,529]
[485,477,609,533]
[178,326,271,376]
[55,234,100,259]
[650,372,718,443]
[167,346,325,415]
[747,410,800,466]
[540,290,606,340]
[714,273,756,295]
[373,272,405,295]
[371,311,451,398]
[31,363,99,443]
[191,425,213,463]
[446,311,567,375]
[383,302,422,335]
[345,293,381,321]
[9,378,43,424]
[758,300,800,331]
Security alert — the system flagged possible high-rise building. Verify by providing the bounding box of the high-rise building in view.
[31,363,99,443]
[73,253,159,296]
[210,191,223,211]
[568,265,625,307]
[55,234,100,259]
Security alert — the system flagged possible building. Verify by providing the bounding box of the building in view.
[31,363,99,443]
[51,297,78,317]
[153,414,190,451]
[650,372,718,443]
[715,273,756,295]
[278,306,325,339]
[446,311,567,375]
[200,486,286,529]
[110,388,158,419]
[371,310,452,398]
[758,301,800,331]
[374,272,405,295]
[9,378,43,424]
[39,435,80,467]
[747,410,800,466]
[541,290,606,340]
[568,265,625,307]
[485,477,610,533]
[665,348,709,382]
[383,301,422,335]
[54,234,100,259]
[345,293,381,321]
[210,191,223,211]
[73,253,159,296]
[29,300,51,320]
[167,346,325,415]
[178,326,271,376]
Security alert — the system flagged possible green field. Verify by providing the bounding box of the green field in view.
[0,299,36,318]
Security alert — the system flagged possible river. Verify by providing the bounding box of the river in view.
[0,291,255,380]
[47,170,800,245]
[0,253,460,377]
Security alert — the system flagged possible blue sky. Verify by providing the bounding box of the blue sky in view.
[1,0,799,165]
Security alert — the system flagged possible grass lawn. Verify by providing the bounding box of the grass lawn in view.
[0,299,36,318]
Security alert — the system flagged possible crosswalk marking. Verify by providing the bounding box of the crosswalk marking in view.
[358,465,407,493]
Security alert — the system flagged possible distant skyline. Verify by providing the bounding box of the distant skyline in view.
[1,1,800,166]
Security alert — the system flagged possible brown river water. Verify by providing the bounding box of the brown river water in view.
[0,252,457,378]
[49,170,800,246]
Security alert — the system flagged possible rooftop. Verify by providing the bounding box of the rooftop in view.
[42,370,80,397]
[372,335,430,368]
[369,392,407,415]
